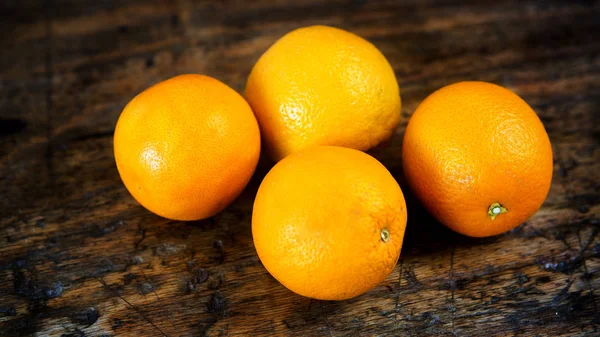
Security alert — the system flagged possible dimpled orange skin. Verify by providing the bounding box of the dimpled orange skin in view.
[402,81,553,237]
[245,25,401,161]
[114,74,261,221]
[252,146,407,300]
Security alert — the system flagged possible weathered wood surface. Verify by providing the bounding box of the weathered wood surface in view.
[1,0,599,336]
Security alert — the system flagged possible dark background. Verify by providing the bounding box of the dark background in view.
[1,0,599,336]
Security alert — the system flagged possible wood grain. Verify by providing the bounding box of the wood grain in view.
[1,0,599,336]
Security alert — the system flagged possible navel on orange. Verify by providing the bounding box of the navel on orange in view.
[246,25,401,161]
[402,81,553,237]
[114,74,261,221]
[252,146,407,300]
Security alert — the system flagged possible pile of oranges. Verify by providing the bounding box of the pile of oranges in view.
[114,26,553,300]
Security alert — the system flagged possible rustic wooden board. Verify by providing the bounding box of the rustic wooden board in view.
[1,0,599,336]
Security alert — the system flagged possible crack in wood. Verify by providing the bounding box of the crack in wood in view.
[175,0,194,48]
[324,314,334,337]
[140,270,177,330]
[449,246,456,336]
[96,277,169,337]
[556,137,600,312]
[577,228,600,313]
[44,0,54,180]
[394,257,404,321]
[135,223,147,250]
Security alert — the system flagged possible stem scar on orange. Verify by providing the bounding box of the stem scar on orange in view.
[252,146,407,300]
[402,81,553,237]
[114,74,261,221]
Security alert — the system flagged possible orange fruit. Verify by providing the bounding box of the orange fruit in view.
[252,146,407,300]
[114,74,261,221]
[245,25,401,161]
[402,81,553,237]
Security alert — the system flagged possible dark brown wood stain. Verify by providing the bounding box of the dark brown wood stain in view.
[1,0,599,336]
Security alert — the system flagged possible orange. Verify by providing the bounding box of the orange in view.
[114,74,261,221]
[252,146,407,300]
[402,81,553,237]
[245,25,401,161]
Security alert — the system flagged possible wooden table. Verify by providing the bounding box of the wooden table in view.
[1,1,599,336]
